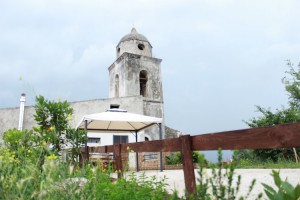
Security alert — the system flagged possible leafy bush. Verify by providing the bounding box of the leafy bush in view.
[34,95,87,162]
[2,128,48,166]
[166,151,208,165]
[242,61,300,162]
[83,171,170,199]
[262,170,300,200]
[0,155,170,199]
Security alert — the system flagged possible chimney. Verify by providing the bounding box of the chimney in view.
[18,93,26,131]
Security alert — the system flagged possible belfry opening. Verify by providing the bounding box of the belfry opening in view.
[139,70,148,97]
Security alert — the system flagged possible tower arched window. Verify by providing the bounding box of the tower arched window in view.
[115,74,119,97]
[139,70,148,97]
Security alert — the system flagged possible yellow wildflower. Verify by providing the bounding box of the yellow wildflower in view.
[67,114,72,121]
[47,154,58,160]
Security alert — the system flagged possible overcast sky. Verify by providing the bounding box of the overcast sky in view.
[1,0,300,160]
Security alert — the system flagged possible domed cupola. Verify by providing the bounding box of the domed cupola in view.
[116,28,152,58]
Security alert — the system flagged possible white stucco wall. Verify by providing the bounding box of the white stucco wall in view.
[0,96,145,143]
[87,132,137,147]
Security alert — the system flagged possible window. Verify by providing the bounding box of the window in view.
[110,104,120,109]
[88,137,101,144]
[139,70,148,97]
[115,74,119,97]
[138,43,145,50]
[113,135,128,144]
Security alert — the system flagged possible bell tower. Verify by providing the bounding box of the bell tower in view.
[108,28,164,140]
[109,28,163,102]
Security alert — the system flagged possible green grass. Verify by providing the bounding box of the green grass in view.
[235,159,300,169]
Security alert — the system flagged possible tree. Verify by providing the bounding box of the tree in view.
[34,95,73,152]
[34,95,87,163]
[243,61,300,162]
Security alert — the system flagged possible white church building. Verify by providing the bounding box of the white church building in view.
[0,28,180,148]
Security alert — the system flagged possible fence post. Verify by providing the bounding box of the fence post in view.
[114,144,123,178]
[79,147,85,168]
[181,135,196,197]
[84,146,89,162]
[79,152,83,168]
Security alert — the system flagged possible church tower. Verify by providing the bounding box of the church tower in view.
[108,28,164,140]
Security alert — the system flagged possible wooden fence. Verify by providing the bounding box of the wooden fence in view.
[80,122,300,196]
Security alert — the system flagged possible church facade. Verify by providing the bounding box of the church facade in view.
[0,28,178,146]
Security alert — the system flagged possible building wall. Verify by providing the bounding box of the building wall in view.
[108,52,164,140]
[143,100,165,140]
[116,39,152,58]
[69,96,144,128]
[87,132,136,147]
[0,96,145,143]
[109,53,163,102]
[0,106,36,143]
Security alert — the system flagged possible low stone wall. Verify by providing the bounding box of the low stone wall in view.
[140,160,160,170]
[164,164,183,170]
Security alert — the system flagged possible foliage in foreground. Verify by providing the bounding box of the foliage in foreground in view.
[2,135,300,200]
[193,149,261,200]
[262,170,300,200]
[0,127,168,199]
[34,95,87,164]
[0,158,170,199]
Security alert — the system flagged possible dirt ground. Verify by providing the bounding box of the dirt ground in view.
[116,169,300,199]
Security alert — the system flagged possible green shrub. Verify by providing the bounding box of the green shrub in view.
[166,151,208,165]
[34,95,87,162]
[0,155,171,199]
[262,170,300,200]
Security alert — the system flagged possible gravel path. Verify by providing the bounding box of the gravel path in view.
[117,169,300,199]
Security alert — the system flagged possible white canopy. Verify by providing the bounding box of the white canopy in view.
[76,109,163,132]
[77,108,164,172]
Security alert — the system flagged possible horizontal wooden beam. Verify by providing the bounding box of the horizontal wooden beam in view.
[89,138,181,153]
[192,122,300,150]
[124,138,181,153]
[87,122,300,153]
